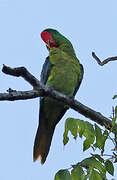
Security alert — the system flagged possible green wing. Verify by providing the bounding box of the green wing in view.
[73,64,84,96]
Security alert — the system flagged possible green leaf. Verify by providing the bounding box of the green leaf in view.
[63,118,78,145]
[81,157,106,178]
[77,120,85,138]
[94,124,108,153]
[71,166,85,180]
[54,169,72,180]
[83,122,95,151]
[115,106,117,116]
[63,118,95,151]
[89,169,102,180]
[91,154,104,163]
[113,95,117,99]
[63,128,69,145]
[112,117,116,126]
[112,106,117,126]
[94,124,102,148]
[66,118,78,139]
[103,130,109,136]
[105,160,114,176]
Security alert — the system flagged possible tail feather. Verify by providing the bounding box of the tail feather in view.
[33,124,55,164]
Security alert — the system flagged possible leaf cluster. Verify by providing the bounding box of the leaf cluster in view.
[55,117,117,180]
[55,155,114,180]
[63,118,108,153]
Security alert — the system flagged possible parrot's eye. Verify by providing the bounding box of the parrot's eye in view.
[41,31,57,48]
[47,38,53,47]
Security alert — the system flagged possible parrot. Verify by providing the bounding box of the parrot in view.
[33,28,84,164]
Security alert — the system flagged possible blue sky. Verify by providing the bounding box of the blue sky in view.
[0,0,117,179]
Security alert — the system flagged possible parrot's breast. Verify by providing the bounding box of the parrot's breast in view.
[46,48,82,96]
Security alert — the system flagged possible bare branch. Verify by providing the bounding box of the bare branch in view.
[92,52,117,66]
[0,90,41,100]
[1,64,116,132]
[2,64,40,88]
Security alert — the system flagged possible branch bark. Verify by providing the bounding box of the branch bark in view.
[92,52,117,66]
[1,65,116,132]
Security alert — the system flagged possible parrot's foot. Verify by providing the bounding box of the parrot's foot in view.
[64,96,74,109]
[47,86,55,91]
[68,95,74,100]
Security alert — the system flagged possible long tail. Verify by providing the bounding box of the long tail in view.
[33,124,55,164]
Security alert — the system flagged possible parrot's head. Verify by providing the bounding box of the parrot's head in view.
[41,29,76,57]
[41,29,58,48]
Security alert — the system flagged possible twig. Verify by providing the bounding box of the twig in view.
[1,64,116,132]
[92,52,117,66]
[2,64,40,88]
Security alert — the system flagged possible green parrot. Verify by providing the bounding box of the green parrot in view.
[33,28,84,164]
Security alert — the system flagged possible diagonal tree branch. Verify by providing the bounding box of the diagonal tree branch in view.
[1,65,116,132]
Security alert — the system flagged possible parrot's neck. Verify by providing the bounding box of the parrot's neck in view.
[59,43,77,58]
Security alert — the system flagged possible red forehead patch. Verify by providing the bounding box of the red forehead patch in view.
[41,31,56,48]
